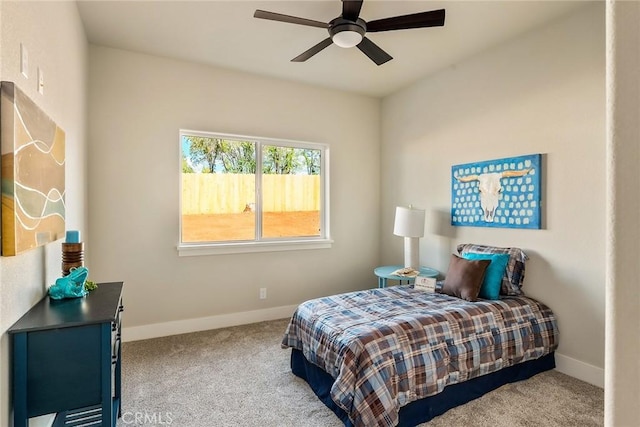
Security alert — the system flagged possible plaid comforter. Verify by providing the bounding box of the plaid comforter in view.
[282,286,558,427]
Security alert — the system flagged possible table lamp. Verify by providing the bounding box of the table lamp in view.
[394,205,426,269]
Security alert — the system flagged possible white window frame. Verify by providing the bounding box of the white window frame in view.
[177,130,332,256]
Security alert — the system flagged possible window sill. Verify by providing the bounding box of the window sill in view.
[177,239,333,256]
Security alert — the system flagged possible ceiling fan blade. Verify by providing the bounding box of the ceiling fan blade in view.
[254,10,329,29]
[291,38,333,62]
[342,0,364,22]
[367,9,445,32]
[356,37,392,66]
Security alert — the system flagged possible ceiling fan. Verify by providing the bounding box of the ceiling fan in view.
[254,0,445,66]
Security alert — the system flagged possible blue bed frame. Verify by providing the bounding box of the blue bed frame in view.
[291,349,555,427]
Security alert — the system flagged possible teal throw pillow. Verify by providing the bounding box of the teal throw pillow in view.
[461,253,510,300]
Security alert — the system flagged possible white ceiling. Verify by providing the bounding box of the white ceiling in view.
[77,1,588,98]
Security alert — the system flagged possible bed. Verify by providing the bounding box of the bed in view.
[281,248,558,427]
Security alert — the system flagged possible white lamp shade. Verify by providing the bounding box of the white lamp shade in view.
[393,206,425,238]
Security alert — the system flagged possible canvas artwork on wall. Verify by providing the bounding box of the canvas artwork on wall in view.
[1,81,65,256]
[451,153,541,229]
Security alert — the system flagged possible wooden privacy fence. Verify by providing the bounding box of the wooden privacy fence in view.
[182,173,320,214]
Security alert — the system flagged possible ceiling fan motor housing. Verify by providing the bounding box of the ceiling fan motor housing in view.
[329,17,366,48]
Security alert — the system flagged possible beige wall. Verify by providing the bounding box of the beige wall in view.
[381,4,605,382]
[605,1,640,425]
[87,46,381,328]
[0,1,88,425]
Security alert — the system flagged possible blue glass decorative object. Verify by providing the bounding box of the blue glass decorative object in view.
[48,266,89,300]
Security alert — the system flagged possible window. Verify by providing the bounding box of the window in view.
[178,130,331,256]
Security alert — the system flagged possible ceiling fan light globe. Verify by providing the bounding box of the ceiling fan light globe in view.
[332,30,363,48]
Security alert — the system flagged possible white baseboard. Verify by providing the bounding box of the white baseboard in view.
[122,304,299,342]
[29,414,56,427]
[554,352,604,388]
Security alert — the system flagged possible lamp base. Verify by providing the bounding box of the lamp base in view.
[404,237,420,270]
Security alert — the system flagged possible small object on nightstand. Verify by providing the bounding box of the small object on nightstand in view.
[65,230,80,243]
[62,242,84,276]
[390,267,419,277]
[414,276,437,293]
[374,265,439,288]
[48,266,89,300]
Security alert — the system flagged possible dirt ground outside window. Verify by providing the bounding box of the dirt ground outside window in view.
[181,211,320,242]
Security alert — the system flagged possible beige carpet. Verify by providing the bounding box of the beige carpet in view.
[118,318,603,427]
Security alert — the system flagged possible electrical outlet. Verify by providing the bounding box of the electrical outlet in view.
[259,288,267,300]
[37,67,44,94]
[20,43,28,78]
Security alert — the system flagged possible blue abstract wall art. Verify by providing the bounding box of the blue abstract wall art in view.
[451,154,542,229]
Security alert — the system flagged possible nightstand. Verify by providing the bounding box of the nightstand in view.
[8,282,124,427]
[374,265,439,288]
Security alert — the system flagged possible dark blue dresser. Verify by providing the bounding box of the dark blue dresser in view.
[8,282,124,427]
